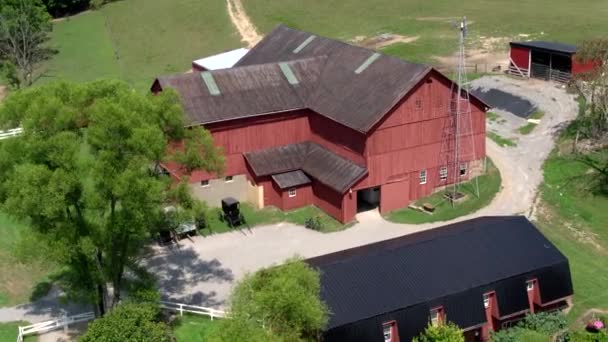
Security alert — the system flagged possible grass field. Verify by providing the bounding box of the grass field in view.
[244,0,608,64]
[0,321,37,341]
[387,158,501,224]
[0,212,56,307]
[39,0,242,91]
[535,148,608,324]
[172,314,219,341]
[517,111,545,135]
[487,131,517,147]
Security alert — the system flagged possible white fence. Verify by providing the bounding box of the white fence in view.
[0,128,23,140]
[17,311,95,342]
[160,300,227,320]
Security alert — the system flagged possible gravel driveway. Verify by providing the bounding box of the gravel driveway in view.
[146,76,578,309]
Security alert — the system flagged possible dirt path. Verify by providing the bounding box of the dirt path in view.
[226,0,262,48]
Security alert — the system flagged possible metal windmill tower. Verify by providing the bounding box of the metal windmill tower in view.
[448,16,480,202]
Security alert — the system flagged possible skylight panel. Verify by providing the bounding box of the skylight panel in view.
[293,35,316,54]
[354,52,381,74]
[200,72,221,96]
[279,62,299,85]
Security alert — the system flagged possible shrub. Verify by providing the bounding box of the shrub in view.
[413,322,464,342]
[89,0,104,10]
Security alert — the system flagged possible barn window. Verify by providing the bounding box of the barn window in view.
[483,293,491,308]
[460,163,467,176]
[415,98,423,110]
[225,176,234,183]
[419,170,427,184]
[439,166,448,181]
[288,188,297,197]
[527,280,535,291]
[200,180,209,187]
[430,307,443,326]
[383,321,396,342]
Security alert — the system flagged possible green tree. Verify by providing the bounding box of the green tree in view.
[208,258,328,342]
[175,126,225,174]
[0,80,223,316]
[41,0,88,17]
[80,302,174,342]
[413,322,464,342]
[0,0,55,87]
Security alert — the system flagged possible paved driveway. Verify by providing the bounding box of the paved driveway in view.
[145,77,577,309]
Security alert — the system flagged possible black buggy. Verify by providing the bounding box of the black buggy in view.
[219,197,246,228]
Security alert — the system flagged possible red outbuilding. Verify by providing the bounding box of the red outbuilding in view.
[508,41,598,82]
[152,25,488,223]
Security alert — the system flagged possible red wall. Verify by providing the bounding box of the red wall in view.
[510,46,530,70]
[380,178,410,214]
[259,177,282,209]
[312,181,344,222]
[572,55,601,75]
[281,184,313,211]
[309,114,366,164]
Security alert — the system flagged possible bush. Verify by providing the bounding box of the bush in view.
[80,302,174,342]
[413,322,464,342]
[491,312,567,342]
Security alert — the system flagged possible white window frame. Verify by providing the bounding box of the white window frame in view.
[430,308,441,327]
[200,180,210,187]
[225,176,234,183]
[288,188,297,198]
[419,170,427,184]
[439,166,448,181]
[383,323,392,342]
[459,163,467,177]
[527,280,535,291]
[483,293,490,308]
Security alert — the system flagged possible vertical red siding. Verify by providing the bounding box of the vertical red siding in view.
[510,46,530,70]
[380,179,410,214]
[572,55,600,75]
[342,191,357,223]
[259,177,282,209]
[281,184,313,211]
[312,181,344,223]
[309,114,366,164]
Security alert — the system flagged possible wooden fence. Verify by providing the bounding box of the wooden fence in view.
[0,128,23,140]
[159,300,227,320]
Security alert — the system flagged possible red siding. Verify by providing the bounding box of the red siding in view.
[281,184,313,211]
[572,55,600,75]
[260,177,282,209]
[510,46,530,70]
[312,181,344,223]
[342,191,357,223]
[380,178,410,214]
[309,114,366,164]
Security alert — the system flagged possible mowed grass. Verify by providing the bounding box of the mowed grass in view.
[0,212,57,307]
[40,0,242,91]
[0,321,37,342]
[244,0,608,64]
[487,131,517,147]
[202,203,347,235]
[172,314,220,341]
[387,158,501,224]
[535,148,608,324]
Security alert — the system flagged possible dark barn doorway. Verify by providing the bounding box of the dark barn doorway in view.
[531,50,572,82]
[357,187,380,213]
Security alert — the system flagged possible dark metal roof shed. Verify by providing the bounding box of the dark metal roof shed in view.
[307,216,573,339]
[510,41,577,55]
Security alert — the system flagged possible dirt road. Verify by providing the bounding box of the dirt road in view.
[226,0,262,48]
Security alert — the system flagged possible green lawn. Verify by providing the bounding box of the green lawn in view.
[486,112,499,122]
[39,0,242,91]
[202,204,348,235]
[244,0,608,64]
[171,314,220,341]
[0,212,57,307]
[386,158,501,224]
[534,148,608,324]
[487,131,517,147]
[518,111,545,135]
[0,321,37,342]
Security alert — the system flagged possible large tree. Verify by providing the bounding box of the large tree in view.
[208,258,328,342]
[0,80,222,315]
[0,0,54,87]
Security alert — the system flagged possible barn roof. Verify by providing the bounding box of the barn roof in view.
[156,25,489,133]
[192,48,250,71]
[307,216,572,330]
[244,142,367,193]
[271,170,311,189]
[510,41,577,54]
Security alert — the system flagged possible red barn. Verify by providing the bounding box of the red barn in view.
[152,25,488,223]
[509,41,598,82]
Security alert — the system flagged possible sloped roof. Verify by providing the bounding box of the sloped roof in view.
[244,142,367,193]
[510,41,577,54]
[271,170,311,189]
[192,48,250,70]
[307,216,572,330]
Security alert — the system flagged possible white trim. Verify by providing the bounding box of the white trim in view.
[288,188,296,197]
[200,180,210,187]
[439,166,448,181]
[159,301,226,320]
[527,280,535,291]
[224,176,234,183]
[419,170,427,184]
[483,293,490,308]
[459,162,467,177]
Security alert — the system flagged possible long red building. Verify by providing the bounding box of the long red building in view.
[152,25,488,223]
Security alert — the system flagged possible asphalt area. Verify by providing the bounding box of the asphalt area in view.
[472,87,537,118]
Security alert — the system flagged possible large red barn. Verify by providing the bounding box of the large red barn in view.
[152,25,488,223]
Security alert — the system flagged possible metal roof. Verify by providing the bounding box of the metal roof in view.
[271,170,311,189]
[192,48,250,70]
[307,216,572,331]
[510,41,577,54]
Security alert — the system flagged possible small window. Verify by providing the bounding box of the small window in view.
[415,98,423,110]
[225,176,233,183]
[200,180,209,187]
[430,307,442,327]
[483,293,491,308]
[527,280,535,291]
[460,163,467,176]
[439,166,448,181]
[383,322,395,342]
[288,188,296,197]
[419,170,427,184]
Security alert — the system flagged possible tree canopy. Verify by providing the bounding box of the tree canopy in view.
[208,258,328,342]
[413,322,464,342]
[0,80,222,315]
[0,0,54,87]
